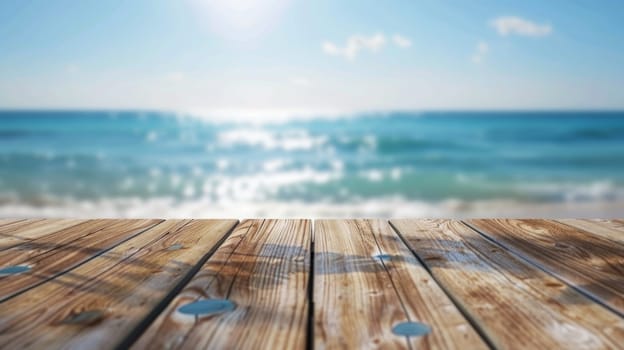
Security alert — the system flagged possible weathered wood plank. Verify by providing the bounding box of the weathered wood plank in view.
[133,219,310,350]
[0,218,86,250]
[0,219,46,237]
[0,219,237,349]
[0,219,161,301]
[315,219,486,349]
[467,218,624,316]
[558,219,624,244]
[391,219,624,349]
[0,219,25,227]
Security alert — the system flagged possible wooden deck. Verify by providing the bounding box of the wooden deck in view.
[0,219,622,349]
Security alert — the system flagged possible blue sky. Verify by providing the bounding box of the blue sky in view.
[1,0,623,112]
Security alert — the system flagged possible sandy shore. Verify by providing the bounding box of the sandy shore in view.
[1,197,622,218]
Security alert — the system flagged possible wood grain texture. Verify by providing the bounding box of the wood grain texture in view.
[0,219,86,250]
[314,219,486,350]
[0,219,237,350]
[0,219,161,301]
[0,219,25,227]
[0,219,47,240]
[391,219,624,349]
[468,218,624,316]
[558,219,624,244]
[133,219,310,350]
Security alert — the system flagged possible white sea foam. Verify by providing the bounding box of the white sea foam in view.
[2,196,623,219]
[514,180,620,202]
[390,167,402,181]
[216,159,230,170]
[216,128,327,151]
[263,158,288,172]
[145,131,158,142]
[149,167,162,177]
[363,169,384,182]
[180,108,357,125]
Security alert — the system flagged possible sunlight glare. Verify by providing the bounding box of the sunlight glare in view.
[194,0,290,42]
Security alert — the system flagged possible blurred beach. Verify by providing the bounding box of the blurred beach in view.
[1,110,623,218]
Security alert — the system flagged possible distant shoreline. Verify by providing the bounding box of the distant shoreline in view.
[2,198,623,219]
[2,108,624,113]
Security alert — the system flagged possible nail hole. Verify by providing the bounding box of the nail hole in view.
[392,321,431,337]
[178,299,235,316]
[167,243,183,251]
[62,310,105,325]
[545,281,564,288]
[424,255,443,261]
[374,254,392,262]
[0,265,31,276]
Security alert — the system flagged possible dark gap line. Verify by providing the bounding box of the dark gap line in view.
[175,218,259,350]
[461,219,624,319]
[117,219,241,350]
[0,219,166,304]
[220,219,262,298]
[553,219,624,247]
[0,218,83,253]
[0,218,28,229]
[2,219,133,263]
[388,220,496,350]
[2,218,44,229]
[367,220,413,350]
[225,219,267,298]
[306,219,315,350]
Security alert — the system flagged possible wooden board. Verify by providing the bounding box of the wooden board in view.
[467,219,624,316]
[391,219,624,349]
[0,219,237,349]
[133,219,310,349]
[0,218,86,250]
[0,219,47,240]
[314,219,486,349]
[0,219,161,301]
[558,219,624,244]
[0,219,25,227]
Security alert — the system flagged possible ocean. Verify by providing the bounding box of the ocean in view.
[1,110,623,218]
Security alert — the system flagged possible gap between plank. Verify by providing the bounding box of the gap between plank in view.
[117,219,241,350]
[0,221,114,258]
[174,219,266,349]
[306,219,315,350]
[460,219,624,319]
[0,219,166,304]
[224,219,267,298]
[0,219,27,228]
[387,220,496,350]
[363,220,414,350]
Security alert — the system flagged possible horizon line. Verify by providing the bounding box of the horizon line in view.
[1,107,624,114]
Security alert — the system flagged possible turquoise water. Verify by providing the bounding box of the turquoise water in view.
[1,110,623,217]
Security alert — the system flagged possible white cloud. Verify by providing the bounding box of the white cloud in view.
[392,34,412,48]
[322,33,386,60]
[471,41,489,64]
[290,77,311,87]
[490,16,552,37]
